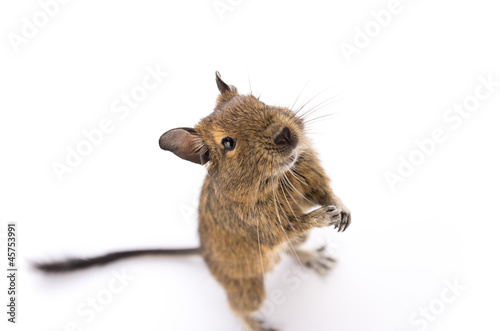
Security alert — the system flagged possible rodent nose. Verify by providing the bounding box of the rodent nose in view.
[274,127,298,149]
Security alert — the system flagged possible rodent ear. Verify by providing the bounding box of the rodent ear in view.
[215,71,238,94]
[159,127,210,165]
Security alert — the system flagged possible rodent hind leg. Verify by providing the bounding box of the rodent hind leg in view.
[224,277,278,331]
[286,232,336,276]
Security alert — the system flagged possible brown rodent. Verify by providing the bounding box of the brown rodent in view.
[35,72,351,331]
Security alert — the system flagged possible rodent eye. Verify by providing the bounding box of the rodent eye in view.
[221,137,236,151]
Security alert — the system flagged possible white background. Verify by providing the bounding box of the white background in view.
[1,0,500,330]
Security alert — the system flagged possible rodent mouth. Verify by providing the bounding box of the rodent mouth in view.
[281,149,299,171]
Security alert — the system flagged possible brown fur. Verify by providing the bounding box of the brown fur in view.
[159,72,351,331]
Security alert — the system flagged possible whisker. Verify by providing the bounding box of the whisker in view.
[279,177,306,236]
[300,103,338,122]
[281,175,305,208]
[282,173,314,205]
[303,113,337,126]
[290,79,310,112]
[288,169,314,189]
[293,87,331,116]
[253,160,268,283]
[270,157,303,269]
[256,210,265,282]
[302,128,324,134]
[247,69,252,95]
[299,94,342,120]
[276,180,296,233]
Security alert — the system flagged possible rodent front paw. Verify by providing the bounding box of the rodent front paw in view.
[314,205,342,228]
[317,205,350,232]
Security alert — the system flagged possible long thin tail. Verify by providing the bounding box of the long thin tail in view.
[34,248,200,273]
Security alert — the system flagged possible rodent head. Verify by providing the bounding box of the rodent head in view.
[159,72,308,201]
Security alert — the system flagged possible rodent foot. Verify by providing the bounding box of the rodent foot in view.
[242,316,279,331]
[299,246,336,276]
